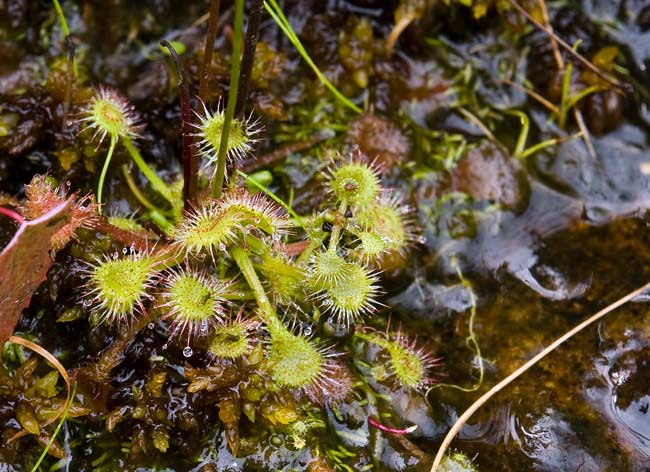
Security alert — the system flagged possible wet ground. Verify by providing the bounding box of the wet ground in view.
[3,0,650,471]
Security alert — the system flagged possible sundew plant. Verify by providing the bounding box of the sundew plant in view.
[0,1,457,471]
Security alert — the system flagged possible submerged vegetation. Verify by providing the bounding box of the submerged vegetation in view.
[2,0,650,471]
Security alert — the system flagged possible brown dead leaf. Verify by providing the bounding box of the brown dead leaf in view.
[0,199,72,345]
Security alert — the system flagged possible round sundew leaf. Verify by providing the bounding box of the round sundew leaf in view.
[329,162,380,208]
[158,268,231,341]
[318,262,380,326]
[209,322,251,359]
[169,274,217,321]
[86,253,155,324]
[79,87,142,144]
[268,326,321,389]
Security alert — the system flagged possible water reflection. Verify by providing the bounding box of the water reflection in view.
[417,124,650,470]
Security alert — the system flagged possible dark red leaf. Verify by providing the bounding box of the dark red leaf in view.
[0,199,72,345]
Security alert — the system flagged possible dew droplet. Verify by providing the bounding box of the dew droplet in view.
[254,218,261,224]
[183,346,193,357]
[200,320,208,332]
[113,252,119,259]
[303,325,313,336]
[122,247,128,254]
[417,235,426,244]
[218,243,227,251]
[148,323,155,329]
[162,343,168,350]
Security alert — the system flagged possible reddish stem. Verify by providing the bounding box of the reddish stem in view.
[199,0,221,103]
[238,130,331,173]
[0,207,24,225]
[235,0,264,117]
[368,417,417,435]
[160,39,196,208]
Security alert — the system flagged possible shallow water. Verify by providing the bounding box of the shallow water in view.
[413,127,650,470]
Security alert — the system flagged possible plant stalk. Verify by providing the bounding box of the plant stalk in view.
[97,135,118,212]
[52,0,78,78]
[212,0,245,199]
[160,39,196,207]
[231,245,275,323]
[122,136,175,205]
[328,200,347,252]
[198,0,221,102]
[235,0,264,117]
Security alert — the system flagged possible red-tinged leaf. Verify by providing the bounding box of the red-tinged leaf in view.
[22,175,98,252]
[0,199,72,345]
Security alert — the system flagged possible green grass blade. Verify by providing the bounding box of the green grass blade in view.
[31,383,77,472]
[51,0,78,78]
[264,0,361,114]
[213,0,245,198]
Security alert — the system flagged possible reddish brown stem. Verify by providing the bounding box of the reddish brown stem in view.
[92,221,152,251]
[235,0,264,117]
[198,0,221,102]
[160,40,196,208]
[368,417,417,435]
[238,130,331,173]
